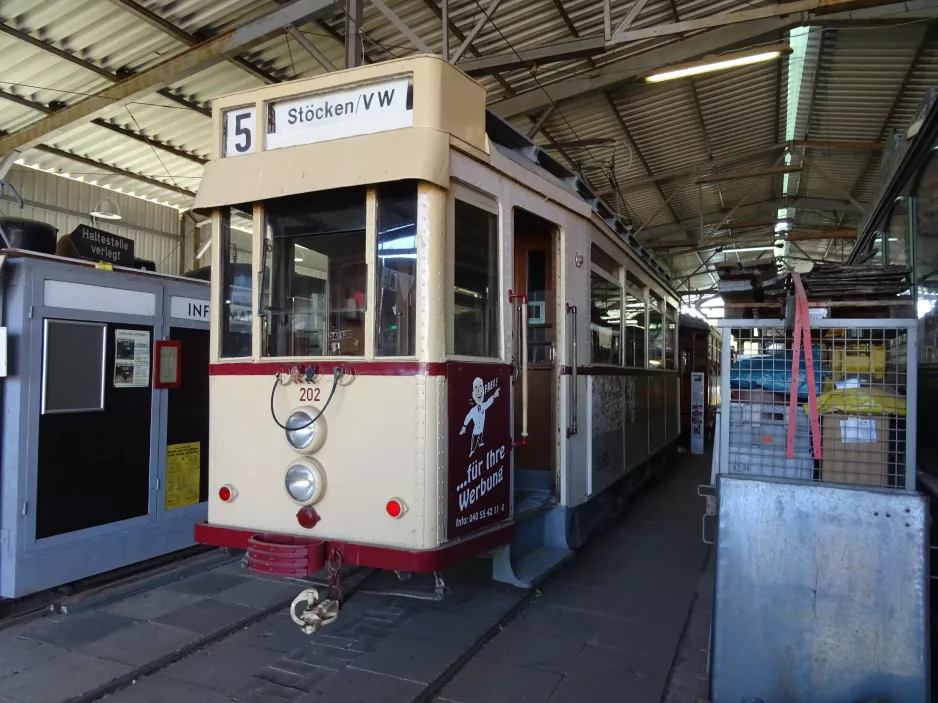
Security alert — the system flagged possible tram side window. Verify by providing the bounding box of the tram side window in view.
[590,248,622,365]
[665,304,677,370]
[452,199,499,358]
[916,153,938,295]
[624,290,645,367]
[885,199,910,267]
[375,181,417,357]
[263,187,367,358]
[219,204,254,358]
[648,295,664,368]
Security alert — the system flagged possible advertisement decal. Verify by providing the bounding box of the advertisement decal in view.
[447,363,512,539]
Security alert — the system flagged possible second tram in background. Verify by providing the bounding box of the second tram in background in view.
[194,56,684,596]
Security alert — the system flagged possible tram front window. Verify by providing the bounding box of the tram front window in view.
[263,187,367,357]
[375,181,418,357]
[220,204,254,359]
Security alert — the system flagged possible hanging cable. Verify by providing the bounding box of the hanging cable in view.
[269,366,342,431]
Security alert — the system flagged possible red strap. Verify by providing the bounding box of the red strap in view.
[788,274,823,461]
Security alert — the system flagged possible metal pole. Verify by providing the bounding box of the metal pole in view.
[177,211,186,275]
[699,172,704,243]
[442,0,449,61]
[345,0,364,68]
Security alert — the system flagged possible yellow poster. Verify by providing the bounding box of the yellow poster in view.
[165,442,201,510]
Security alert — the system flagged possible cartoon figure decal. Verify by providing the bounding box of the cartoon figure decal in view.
[448,364,511,539]
[460,377,501,457]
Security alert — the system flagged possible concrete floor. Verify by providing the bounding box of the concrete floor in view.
[0,451,713,703]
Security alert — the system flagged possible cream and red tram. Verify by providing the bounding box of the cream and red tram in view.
[194,56,681,590]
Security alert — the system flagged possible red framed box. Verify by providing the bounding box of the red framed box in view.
[154,340,182,389]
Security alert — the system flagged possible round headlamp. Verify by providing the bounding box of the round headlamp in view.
[285,459,326,505]
[284,407,327,454]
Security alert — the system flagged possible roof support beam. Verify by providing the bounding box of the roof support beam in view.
[33,145,195,197]
[286,25,337,71]
[655,226,857,251]
[491,1,935,119]
[0,0,337,158]
[0,22,209,118]
[451,0,503,64]
[0,89,207,165]
[490,16,792,118]
[369,0,433,53]
[614,0,652,35]
[794,138,884,150]
[104,0,281,84]
[603,143,789,195]
[456,36,605,76]
[640,196,864,239]
[786,228,857,241]
[802,154,867,214]
[696,164,802,184]
[526,106,555,138]
[596,138,882,196]
[609,0,910,44]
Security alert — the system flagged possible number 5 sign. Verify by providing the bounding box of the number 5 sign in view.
[223,107,257,157]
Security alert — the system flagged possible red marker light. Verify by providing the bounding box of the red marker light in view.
[386,498,407,519]
[297,505,320,529]
[218,485,237,502]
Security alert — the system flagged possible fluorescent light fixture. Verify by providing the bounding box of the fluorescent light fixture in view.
[723,245,779,253]
[647,46,788,83]
[294,257,303,263]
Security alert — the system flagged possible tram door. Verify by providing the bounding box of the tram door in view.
[513,209,559,515]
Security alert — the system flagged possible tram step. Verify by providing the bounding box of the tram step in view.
[492,544,572,589]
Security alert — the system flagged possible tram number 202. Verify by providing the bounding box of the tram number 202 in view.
[299,388,321,403]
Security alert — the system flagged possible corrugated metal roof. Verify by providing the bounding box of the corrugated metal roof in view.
[0,0,932,286]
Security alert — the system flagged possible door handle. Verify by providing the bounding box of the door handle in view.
[567,303,578,437]
[509,290,528,448]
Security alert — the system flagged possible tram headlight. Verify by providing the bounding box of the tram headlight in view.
[285,459,326,505]
[284,407,327,454]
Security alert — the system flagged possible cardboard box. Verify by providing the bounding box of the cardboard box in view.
[820,413,889,486]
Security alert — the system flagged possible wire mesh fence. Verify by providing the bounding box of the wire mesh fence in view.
[718,319,917,491]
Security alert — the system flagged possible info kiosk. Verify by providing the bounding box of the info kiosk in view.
[0,229,211,598]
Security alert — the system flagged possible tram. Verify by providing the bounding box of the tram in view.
[193,56,682,598]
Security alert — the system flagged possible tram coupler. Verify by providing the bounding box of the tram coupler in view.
[289,588,340,635]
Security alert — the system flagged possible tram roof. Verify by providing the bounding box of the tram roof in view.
[0,0,935,290]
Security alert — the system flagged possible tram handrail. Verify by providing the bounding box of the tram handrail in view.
[520,298,529,444]
[567,304,578,437]
[510,291,529,447]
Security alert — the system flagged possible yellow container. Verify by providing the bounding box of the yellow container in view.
[831,345,886,381]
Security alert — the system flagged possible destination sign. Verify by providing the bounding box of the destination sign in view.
[265,76,413,151]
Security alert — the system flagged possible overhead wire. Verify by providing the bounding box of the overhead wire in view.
[461,0,632,221]
[0,80,203,111]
